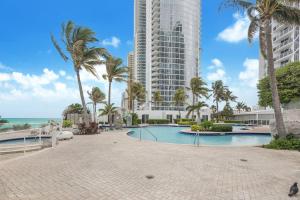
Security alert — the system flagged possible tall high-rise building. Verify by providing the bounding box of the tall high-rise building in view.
[259,2,300,79]
[127,52,135,84]
[134,0,201,113]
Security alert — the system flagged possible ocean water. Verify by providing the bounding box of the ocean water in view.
[0,118,61,130]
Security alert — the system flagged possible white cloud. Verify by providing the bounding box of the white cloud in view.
[0,66,127,117]
[102,36,121,48]
[0,62,13,71]
[11,68,59,89]
[54,82,67,91]
[206,58,228,82]
[217,12,250,43]
[208,58,224,70]
[230,86,258,106]
[212,58,223,68]
[207,69,226,82]
[0,73,11,81]
[59,70,66,76]
[239,58,259,88]
[80,64,107,84]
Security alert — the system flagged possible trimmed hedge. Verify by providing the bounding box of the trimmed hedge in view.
[191,125,204,132]
[223,120,243,124]
[201,121,213,131]
[178,121,197,126]
[211,124,233,132]
[148,119,170,124]
[174,118,194,124]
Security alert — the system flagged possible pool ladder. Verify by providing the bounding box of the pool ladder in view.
[138,126,158,142]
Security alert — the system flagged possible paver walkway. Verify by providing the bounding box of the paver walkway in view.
[0,130,299,200]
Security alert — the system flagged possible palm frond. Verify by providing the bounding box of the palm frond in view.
[51,34,68,61]
[248,19,259,43]
[83,64,98,78]
[63,21,74,47]
[219,0,253,11]
[273,3,300,25]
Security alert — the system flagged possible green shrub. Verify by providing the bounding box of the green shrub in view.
[174,118,194,124]
[191,125,203,132]
[0,119,8,124]
[148,119,170,124]
[63,120,73,128]
[264,138,300,150]
[181,118,194,122]
[211,124,233,132]
[200,121,214,131]
[12,123,31,131]
[223,120,243,124]
[178,121,197,126]
[131,113,141,125]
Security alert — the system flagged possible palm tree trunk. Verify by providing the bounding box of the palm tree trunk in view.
[265,19,287,137]
[197,110,201,124]
[216,101,219,122]
[108,81,112,128]
[192,94,195,120]
[93,103,96,123]
[76,69,88,124]
[132,99,135,113]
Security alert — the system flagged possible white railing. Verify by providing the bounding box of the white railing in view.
[0,135,43,154]
[0,129,57,154]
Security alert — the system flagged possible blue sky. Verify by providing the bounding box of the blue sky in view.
[0,0,260,118]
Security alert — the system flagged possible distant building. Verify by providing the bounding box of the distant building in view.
[259,1,300,79]
[122,52,135,112]
[133,0,202,121]
[231,110,275,125]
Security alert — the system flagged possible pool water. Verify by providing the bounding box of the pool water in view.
[128,126,272,146]
[0,137,51,145]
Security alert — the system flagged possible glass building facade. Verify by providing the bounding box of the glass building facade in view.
[135,0,200,111]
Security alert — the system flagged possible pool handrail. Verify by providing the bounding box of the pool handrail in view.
[138,126,158,142]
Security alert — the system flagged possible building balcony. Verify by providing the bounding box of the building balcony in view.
[274,50,293,62]
[273,38,293,52]
[274,27,293,42]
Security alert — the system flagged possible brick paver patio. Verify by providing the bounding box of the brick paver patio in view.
[0,130,299,200]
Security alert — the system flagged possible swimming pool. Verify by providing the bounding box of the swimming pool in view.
[128,126,272,146]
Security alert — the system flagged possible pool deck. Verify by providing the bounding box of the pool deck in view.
[0,129,300,200]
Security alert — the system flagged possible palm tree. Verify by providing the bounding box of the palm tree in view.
[210,105,217,121]
[243,105,252,112]
[236,102,246,113]
[88,87,106,122]
[188,77,210,118]
[153,91,163,109]
[186,101,208,123]
[51,21,107,123]
[212,80,226,113]
[131,82,146,113]
[99,103,118,125]
[102,56,128,127]
[224,88,237,103]
[173,88,186,118]
[221,1,300,136]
